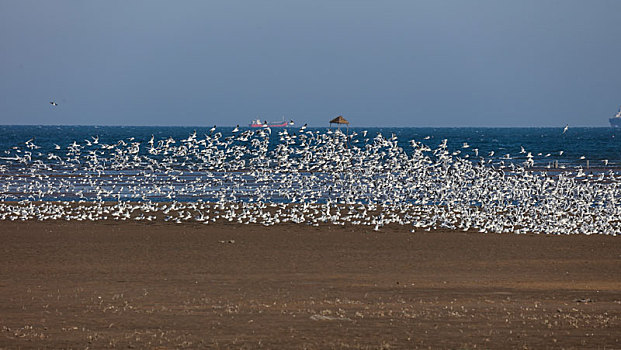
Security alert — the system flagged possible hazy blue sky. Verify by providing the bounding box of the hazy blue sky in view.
[1,1,620,127]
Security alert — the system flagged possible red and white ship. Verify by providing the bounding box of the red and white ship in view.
[249,118,293,128]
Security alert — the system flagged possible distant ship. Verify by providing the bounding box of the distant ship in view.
[249,118,294,128]
[610,106,621,127]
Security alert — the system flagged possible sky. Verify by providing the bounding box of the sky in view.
[1,1,620,127]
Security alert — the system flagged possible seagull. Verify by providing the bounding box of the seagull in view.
[209,125,216,134]
[2,126,619,237]
[49,101,58,106]
[562,124,569,134]
[232,125,239,133]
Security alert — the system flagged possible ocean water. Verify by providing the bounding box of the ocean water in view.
[1,125,621,204]
[1,125,620,167]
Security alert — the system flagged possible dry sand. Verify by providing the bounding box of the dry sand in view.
[0,221,620,349]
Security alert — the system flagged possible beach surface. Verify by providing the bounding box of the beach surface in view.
[0,221,619,349]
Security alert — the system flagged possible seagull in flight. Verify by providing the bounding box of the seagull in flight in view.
[562,124,569,134]
[49,101,58,106]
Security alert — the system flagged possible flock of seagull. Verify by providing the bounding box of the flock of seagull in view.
[0,127,620,235]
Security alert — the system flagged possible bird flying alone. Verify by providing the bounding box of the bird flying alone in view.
[562,124,569,134]
[50,101,58,106]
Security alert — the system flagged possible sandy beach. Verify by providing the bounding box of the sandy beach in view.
[0,221,619,349]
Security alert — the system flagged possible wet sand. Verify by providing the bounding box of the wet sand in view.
[0,221,620,349]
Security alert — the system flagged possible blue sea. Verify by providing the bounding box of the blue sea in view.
[1,125,621,203]
[1,125,620,167]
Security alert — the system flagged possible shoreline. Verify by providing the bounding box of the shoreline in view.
[2,200,620,236]
[1,221,619,348]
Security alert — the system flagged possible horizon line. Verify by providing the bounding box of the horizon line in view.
[0,124,613,129]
